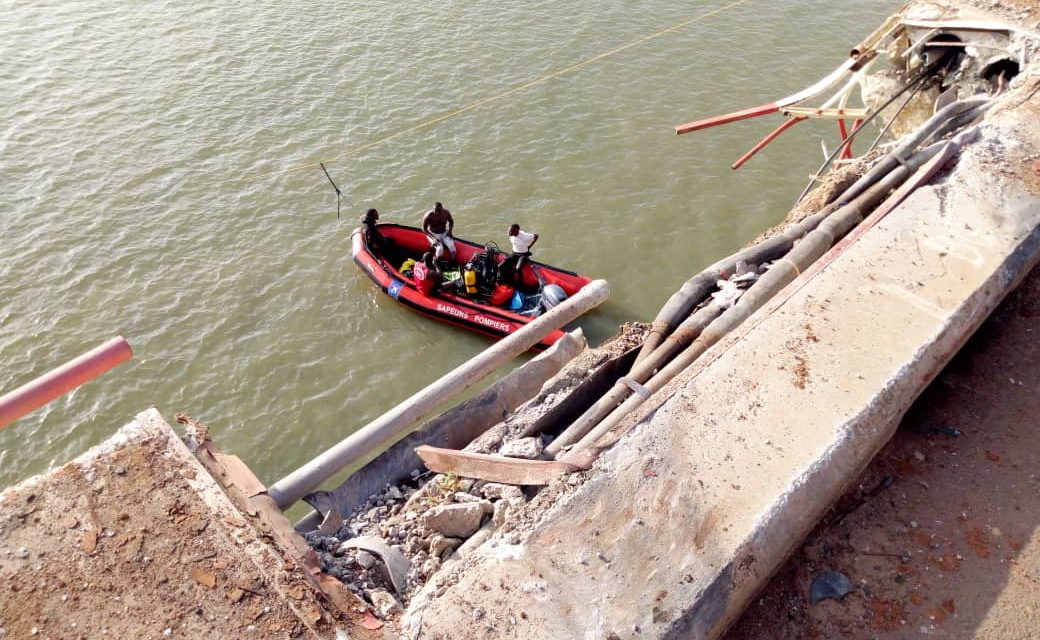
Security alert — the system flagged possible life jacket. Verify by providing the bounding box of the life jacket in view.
[413,262,436,295]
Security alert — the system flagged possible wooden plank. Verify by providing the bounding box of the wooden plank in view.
[211,451,267,498]
[415,445,579,485]
[782,107,869,119]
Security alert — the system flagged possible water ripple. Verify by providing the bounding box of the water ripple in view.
[1,0,899,489]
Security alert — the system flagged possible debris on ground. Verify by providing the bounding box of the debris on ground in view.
[300,324,650,620]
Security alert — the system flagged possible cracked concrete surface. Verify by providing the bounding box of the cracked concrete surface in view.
[406,80,1040,640]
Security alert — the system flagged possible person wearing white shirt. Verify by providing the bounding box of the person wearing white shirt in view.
[503,223,539,284]
[508,224,538,255]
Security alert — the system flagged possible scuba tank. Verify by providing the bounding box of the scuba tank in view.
[463,263,478,295]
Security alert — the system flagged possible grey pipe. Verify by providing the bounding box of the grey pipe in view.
[636,207,836,364]
[835,96,988,206]
[546,300,726,457]
[638,97,989,367]
[923,101,992,146]
[267,279,610,509]
[565,140,949,460]
[294,329,586,531]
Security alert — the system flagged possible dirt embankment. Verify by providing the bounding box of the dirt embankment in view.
[0,413,363,640]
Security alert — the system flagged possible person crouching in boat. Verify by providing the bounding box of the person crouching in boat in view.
[413,251,463,296]
[422,202,456,262]
[412,252,440,295]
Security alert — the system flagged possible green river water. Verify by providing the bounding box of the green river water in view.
[1,0,897,492]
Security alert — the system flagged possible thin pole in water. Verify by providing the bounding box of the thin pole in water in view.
[319,162,342,219]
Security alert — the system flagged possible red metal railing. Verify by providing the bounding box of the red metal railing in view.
[0,336,133,430]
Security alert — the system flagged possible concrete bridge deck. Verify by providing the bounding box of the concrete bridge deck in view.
[0,409,377,640]
[405,82,1040,639]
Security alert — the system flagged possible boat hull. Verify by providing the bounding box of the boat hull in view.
[351,224,593,350]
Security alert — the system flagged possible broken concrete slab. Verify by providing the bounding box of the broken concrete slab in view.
[0,409,373,639]
[405,86,1040,639]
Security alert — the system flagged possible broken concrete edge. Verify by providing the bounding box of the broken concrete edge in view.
[624,109,1040,638]
[667,229,1040,640]
[179,414,392,638]
[404,57,1040,637]
[569,130,976,464]
[175,409,401,638]
[591,108,1036,462]
[1,412,155,508]
[0,408,371,639]
[0,408,198,512]
[295,328,587,533]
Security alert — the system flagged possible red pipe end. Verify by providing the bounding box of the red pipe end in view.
[675,103,780,135]
[0,336,134,430]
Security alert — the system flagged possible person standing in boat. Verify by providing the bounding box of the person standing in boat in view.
[359,208,387,252]
[502,223,539,284]
[422,202,456,262]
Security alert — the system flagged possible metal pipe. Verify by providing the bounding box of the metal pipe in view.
[793,67,944,204]
[294,329,586,531]
[900,18,1040,41]
[566,141,950,461]
[782,107,869,119]
[850,13,904,59]
[675,58,859,135]
[0,336,133,430]
[731,117,805,170]
[547,301,725,457]
[730,60,873,171]
[636,206,836,364]
[833,96,989,206]
[266,279,610,509]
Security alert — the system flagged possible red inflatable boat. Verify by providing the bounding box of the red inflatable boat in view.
[351,223,593,349]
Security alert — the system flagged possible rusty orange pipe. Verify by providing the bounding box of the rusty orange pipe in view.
[838,118,864,161]
[675,103,780,135]
[731,116,806,169]
[0,336,133,430]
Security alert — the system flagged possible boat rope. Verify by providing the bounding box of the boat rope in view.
[245,0,754,183]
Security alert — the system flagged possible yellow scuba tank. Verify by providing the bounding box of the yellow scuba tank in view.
[463,263,478,295]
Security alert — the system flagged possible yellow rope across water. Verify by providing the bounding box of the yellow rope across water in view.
[247,0,754,182]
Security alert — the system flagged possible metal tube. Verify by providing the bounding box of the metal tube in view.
[731,117,805,170]
[547,301,724,457]
[266,279,610,509]
[636,206,835,363]
[0,336,133,430]
[569,142,950,460]
[294,329,586,531]
[834,96,989,206]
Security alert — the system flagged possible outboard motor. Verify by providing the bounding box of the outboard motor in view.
[540,284,567,310]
